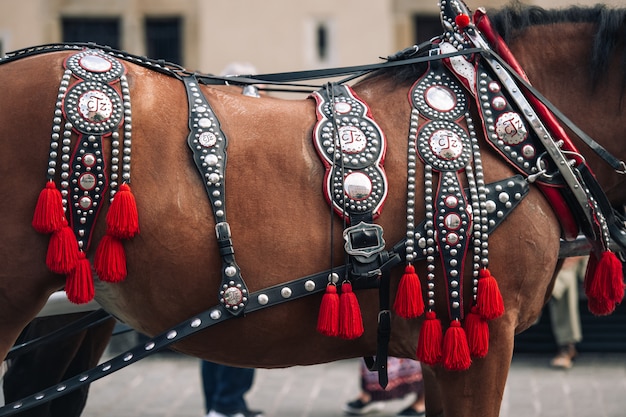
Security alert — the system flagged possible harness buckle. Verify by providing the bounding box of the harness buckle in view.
[343,222,385,262]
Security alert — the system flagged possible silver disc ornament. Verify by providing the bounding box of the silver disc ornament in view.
[65,49,125,83]
[63,81,123,135]
[411,65,468,121]
[417,120,471,172]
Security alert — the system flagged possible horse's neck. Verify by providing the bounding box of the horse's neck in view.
[508,23,626,206]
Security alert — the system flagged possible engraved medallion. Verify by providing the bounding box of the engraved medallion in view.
[199,131,217,147]
[64,81,123,134]
[495,112,527,145]
[429,129,464,160]
[78,172,97,190]
[78,90,113,122]
[222,286,243,307]
[339,126,367,153]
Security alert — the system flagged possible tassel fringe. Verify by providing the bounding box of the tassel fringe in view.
[416,311,443,365]
[106,183,139,239]
[464,306,489,358]
[46,223,79,274]
[585,251,625,316]
[339,282,364,339]
[442,320,472,371]
[32,181,66,234]
[317,283,340,337]
[65,252,95,304]
[477,268,505,320]
[393,264,425,319]
[94,235,128,282]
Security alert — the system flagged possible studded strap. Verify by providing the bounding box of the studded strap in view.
[183,75,249,316]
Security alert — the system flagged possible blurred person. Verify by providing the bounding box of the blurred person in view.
[549,256,588,369]
[344,357,425,416]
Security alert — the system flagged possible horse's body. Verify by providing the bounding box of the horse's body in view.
[1,3,625,417]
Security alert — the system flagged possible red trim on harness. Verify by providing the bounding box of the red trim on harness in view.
[473,10,580,240]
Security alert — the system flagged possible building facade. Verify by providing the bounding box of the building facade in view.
[1,0,621,75]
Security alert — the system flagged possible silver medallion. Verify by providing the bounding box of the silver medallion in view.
[495,112,528,145]
[199,131,217,147]
[78,90,113,122]
[344,172,372,200]
[79,54,113,73]
[424,85,456,112]
[78,172,97,190]
[429,129,464,160]
[65,50,125,83]
[334,102,352,114]
[222,286,243,307]
[339,126,367,154]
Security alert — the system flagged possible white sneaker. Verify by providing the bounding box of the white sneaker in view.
[206,409,264,417]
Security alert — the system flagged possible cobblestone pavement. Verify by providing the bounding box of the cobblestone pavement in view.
[79,347,626,417]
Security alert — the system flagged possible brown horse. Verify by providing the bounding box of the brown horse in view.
[0,2,625,416]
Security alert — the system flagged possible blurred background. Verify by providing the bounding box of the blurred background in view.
[1,0,623,76]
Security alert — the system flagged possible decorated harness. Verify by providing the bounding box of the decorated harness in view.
[7,0,626,412]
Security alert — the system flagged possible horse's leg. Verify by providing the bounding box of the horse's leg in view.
[432,314,516,417]
[422,365,444,417]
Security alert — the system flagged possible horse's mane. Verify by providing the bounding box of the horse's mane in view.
[364,2,626,89]
[489,1,626,86]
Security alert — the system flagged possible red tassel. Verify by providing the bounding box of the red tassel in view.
[393,264,425,319]
[416,311,443,366]
[585,251,625,316]
[106,183,139,239]
[464,306,489,358]
[477,268,505,320]
[32,181,66,234]
[65,252,95,304]
[46,223,79,274]
[442,320,472,371]
[94,234,128,282]
[316,283,340,337]
[339,282,364,339]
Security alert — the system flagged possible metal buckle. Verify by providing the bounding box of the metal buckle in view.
[343,222,385,260]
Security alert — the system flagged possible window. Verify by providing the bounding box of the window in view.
[316,22,328,62]
[62,18,121,49]
[413,15,442,44]
[305,18,335,68]
[145,17,182,64]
